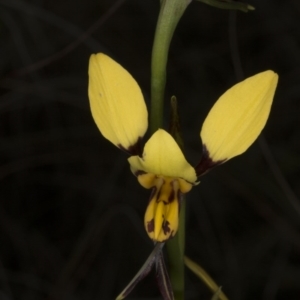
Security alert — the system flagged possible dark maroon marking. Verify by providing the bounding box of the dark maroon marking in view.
[168,180,179,203]
[118,136,143,156]
[135,170,146,177]
[167,189,175,203]
[162,220,171,235]
[195,144,226,176]
[147,219,154,233]
[156,189,161,202]
[148,187,157,203]
[155,177,165,202]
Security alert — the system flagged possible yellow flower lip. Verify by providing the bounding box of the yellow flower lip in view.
[88,53,148,153]
[141,175,192,242]
[199,70,278,168]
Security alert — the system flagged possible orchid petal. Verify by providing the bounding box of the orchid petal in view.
[200,70,278,162]
[88,53,148,152]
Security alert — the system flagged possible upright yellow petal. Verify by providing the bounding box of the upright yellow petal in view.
[88,53,148,151]
[128,129,197,183]
[200,71,278,162]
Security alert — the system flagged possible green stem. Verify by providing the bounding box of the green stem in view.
[150,1,191,299]
[166,200,186,300]
[150,0,191,134]
[166,96,186,300]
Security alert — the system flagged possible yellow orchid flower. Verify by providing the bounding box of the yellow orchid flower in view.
[88,53,278,242]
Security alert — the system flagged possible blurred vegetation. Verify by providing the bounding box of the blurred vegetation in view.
[0,0,299,299]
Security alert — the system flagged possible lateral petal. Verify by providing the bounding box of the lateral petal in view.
[200,70,278,162]
[88,53,148,152]
[128,129,197,183]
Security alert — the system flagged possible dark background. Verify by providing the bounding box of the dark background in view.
[0,0,300,299]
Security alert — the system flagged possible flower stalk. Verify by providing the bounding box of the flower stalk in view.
[166,96,186,300]
[151,1,192,298]
[166,199,186,300]
[150,0,191,133]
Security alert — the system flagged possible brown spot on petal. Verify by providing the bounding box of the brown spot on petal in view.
[149,186,157,201]
[195,144,226,176]
[156,189,162,202]
[162,220,172,236]
[168,189,175,203]
[147,218,154,233]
